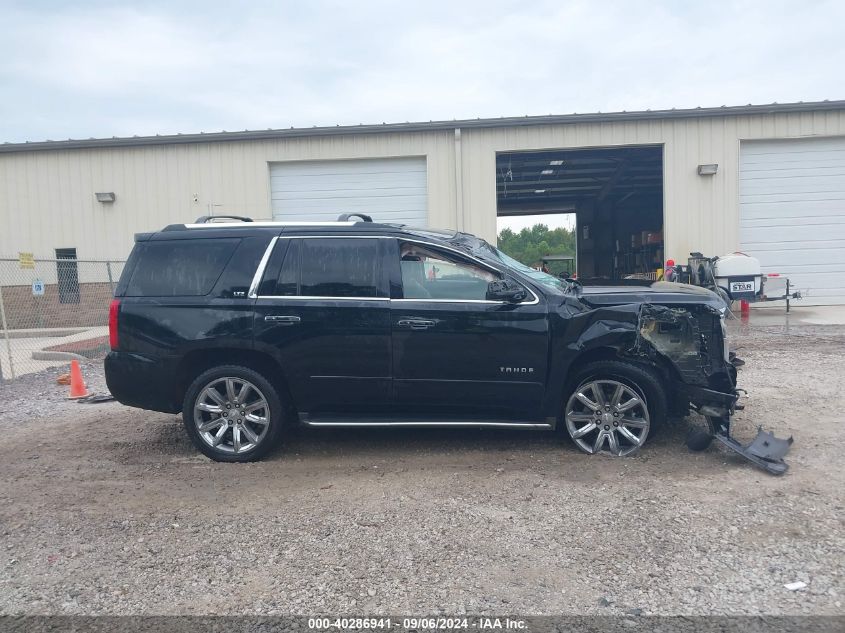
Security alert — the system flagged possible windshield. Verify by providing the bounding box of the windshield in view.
[485,246,571,295]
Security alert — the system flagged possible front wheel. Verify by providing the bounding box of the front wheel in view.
[564,360,667,457]
[182,365,284,462]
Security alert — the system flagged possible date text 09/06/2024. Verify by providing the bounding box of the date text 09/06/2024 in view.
[308,617,528,630]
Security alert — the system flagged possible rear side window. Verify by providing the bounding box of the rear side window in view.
[272,238,382,298]
[125,239,240,297]
[212,235,274,298]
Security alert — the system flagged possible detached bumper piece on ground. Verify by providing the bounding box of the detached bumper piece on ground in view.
[715,427,794,476]
[695,386,793,475]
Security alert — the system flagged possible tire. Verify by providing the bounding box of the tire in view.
[686,415,721,452]
[182,365,284,462]
[563,360,667,457]
[686,429,714,452]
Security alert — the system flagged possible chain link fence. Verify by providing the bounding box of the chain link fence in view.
[0,257,126,380]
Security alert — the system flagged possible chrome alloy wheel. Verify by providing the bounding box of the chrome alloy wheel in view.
[193,377,270,454]
[565,379,650,456]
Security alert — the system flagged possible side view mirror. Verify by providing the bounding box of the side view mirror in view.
[486,279,527,303]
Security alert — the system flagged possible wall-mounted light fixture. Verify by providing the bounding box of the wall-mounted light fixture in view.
[697,164,718,176]
[95,192,116,203]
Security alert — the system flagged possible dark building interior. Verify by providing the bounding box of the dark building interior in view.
[496,146,664,279]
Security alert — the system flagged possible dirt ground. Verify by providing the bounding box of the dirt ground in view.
[0,320,843,616]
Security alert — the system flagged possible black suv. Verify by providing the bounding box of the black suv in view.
[105,214,744,464]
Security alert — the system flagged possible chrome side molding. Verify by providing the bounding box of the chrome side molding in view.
[300,417,553,430]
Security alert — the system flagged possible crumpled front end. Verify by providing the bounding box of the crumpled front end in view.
[633,303,738,415]
[562,297,793,474]
[631,303,792,475]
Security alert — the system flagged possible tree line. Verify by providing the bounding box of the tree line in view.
[497,224,576,267]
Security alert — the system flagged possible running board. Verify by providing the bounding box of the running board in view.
[299,414,554,429]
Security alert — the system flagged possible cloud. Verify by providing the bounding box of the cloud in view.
[0,0,842,142]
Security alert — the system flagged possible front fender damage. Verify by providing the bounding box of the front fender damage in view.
[566,301,793,474]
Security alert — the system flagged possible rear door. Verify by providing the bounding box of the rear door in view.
[252,236,392,416]
[389,239,551,421]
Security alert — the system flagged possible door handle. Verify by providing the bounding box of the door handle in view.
[396,318,436,330]
[264,315,301,325]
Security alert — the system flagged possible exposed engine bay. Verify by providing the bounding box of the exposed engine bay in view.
[638,304,793,474]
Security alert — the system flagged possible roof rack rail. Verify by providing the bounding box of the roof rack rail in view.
[337,213,373,222]
[194,215,254,223]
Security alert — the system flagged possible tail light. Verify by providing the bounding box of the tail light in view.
[109,299,120,350]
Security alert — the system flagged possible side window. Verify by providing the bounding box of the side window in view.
[399,243,499,301]
[213,235,273,298]
[287,238,383,298]
[125,239,239,297]
[275,239,300,296]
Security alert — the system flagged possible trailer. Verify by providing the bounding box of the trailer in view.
[668,252,802,311]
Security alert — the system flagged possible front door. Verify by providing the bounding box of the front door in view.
[253,236,392,416]
[390,239,550,421]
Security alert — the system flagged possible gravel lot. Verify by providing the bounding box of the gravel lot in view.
[0,321,843,616]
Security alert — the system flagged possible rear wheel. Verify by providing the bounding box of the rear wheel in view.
[564,360,667,457]
[183,365,284,462]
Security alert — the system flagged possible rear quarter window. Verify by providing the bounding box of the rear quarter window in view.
[212,235,274,298]
[124,238,240,297]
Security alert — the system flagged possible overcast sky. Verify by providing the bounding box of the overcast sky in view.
[1,0,842,146]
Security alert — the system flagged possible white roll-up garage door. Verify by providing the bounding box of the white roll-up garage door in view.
[740,137,845,305]
[269,157,427,226]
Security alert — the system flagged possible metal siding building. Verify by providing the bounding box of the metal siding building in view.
[2,101,845,300]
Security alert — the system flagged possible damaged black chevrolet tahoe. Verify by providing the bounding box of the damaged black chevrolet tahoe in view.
[105,214,791,472]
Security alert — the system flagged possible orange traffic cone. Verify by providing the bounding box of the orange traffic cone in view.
[67,359,89,399]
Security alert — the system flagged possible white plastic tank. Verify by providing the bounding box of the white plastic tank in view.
[713,253,762,299]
